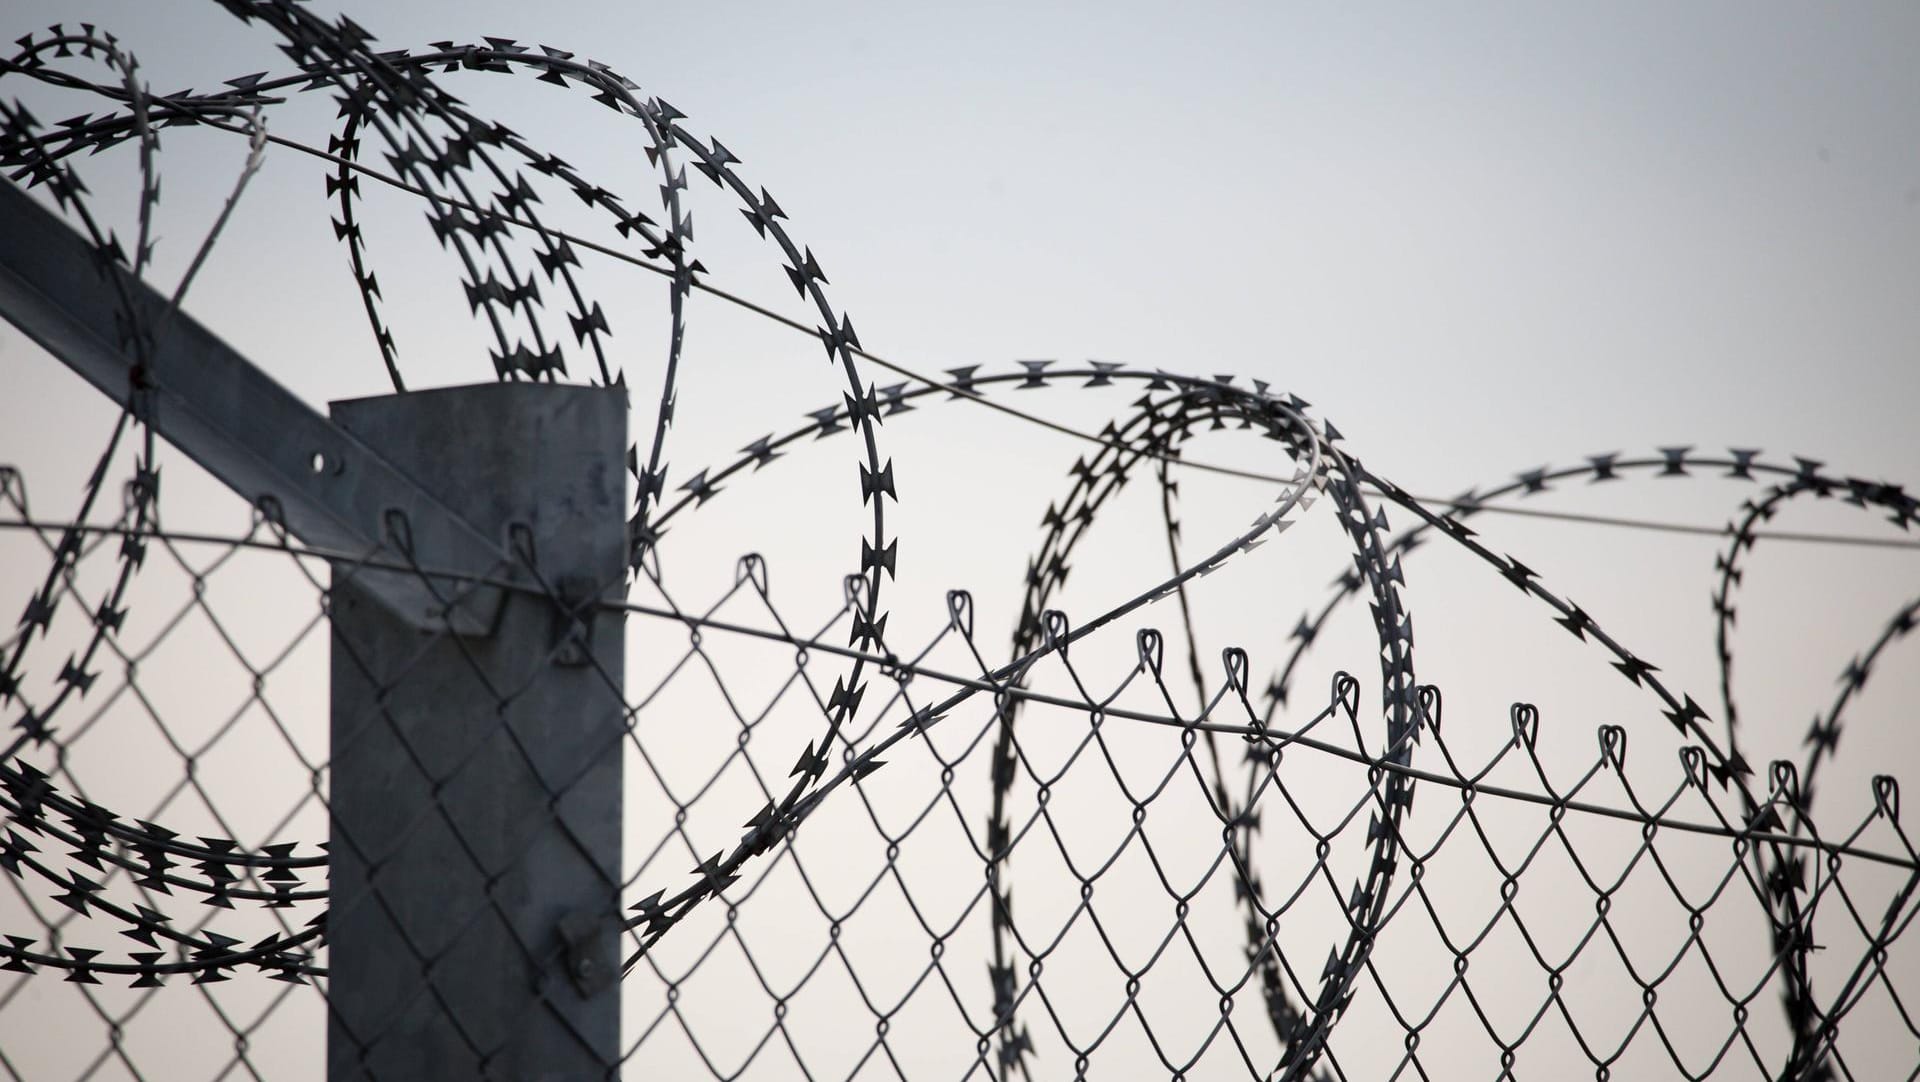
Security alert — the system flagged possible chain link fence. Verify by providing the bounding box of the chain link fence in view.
[1,4,1916,1079]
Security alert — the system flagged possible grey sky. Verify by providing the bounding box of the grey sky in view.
[8,0,1917,480]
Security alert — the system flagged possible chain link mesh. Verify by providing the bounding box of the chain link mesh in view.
[1,4,1915,1078]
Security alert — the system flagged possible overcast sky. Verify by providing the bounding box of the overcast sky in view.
[7,0,1918,479]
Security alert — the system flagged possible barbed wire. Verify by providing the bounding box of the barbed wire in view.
[0,3,1915,1079]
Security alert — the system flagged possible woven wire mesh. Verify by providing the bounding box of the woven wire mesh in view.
[0,4,1917,1079]
[3,438,1916,1080]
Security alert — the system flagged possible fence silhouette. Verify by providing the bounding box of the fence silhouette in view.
[0,5,1915,1079]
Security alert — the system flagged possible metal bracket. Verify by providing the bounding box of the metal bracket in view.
[0,180,506,635]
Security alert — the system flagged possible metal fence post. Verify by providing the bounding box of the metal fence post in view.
[324,383,627,1081]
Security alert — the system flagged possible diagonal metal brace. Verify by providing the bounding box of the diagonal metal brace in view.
[0,179,506,634]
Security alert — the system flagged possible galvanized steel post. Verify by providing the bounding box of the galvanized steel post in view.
[325,383,626,1081]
